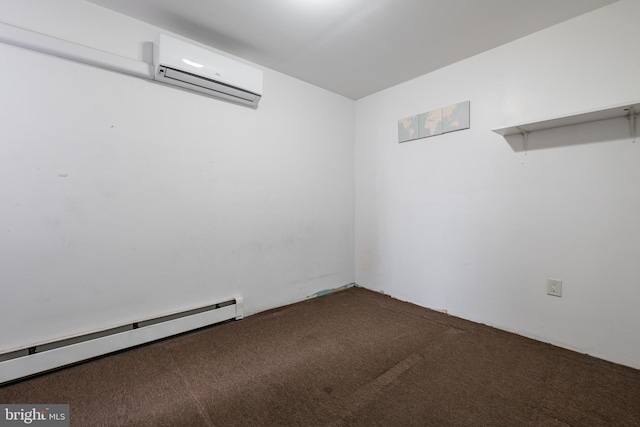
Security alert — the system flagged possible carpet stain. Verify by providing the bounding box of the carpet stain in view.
[309,283,355,298]
[340,353,423,418]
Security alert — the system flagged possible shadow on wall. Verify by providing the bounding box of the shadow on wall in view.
[503,116,634,152]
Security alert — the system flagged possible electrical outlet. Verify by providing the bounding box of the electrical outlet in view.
[547,278,562,297]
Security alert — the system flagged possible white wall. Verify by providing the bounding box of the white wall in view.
[355,0,640,368]
[0,0,354,352]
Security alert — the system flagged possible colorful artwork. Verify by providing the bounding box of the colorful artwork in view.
[398,101,470,143]
[398,115,419,143]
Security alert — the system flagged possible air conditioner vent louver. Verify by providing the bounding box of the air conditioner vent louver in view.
[159,66,259,103]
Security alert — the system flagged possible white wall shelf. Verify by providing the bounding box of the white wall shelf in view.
[492,101,639,137]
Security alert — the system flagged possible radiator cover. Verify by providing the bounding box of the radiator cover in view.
[0,296,243,384]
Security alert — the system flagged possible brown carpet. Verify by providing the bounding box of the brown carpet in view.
[1,287,639,426]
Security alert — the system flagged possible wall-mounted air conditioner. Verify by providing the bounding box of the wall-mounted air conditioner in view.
[153,34,263,107]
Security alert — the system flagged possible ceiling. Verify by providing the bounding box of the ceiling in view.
[87,0,617,100]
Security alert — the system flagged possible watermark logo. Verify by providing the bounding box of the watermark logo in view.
[0,405,68,427]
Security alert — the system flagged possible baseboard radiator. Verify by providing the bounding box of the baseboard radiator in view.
[0,296,243,385]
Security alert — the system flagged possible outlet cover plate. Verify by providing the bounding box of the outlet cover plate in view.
[547,278,562,297]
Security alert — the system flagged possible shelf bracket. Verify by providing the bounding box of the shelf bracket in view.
[626,106,637,142]
[516,127,529,151]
